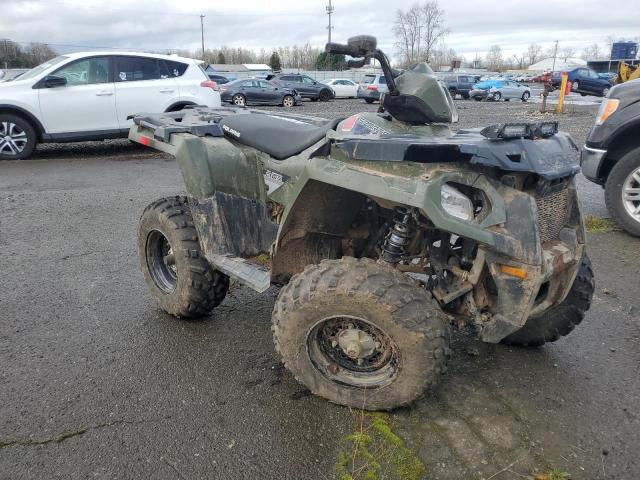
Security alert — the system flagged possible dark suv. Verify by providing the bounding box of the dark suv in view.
[552,68,612,97]
[581,79,640,236]
[267,73,334,101]
[442,73,481,99]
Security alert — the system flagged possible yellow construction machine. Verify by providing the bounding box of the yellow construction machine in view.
[615,61,640,84]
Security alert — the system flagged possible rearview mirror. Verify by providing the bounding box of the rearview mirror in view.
[43,75,67,88]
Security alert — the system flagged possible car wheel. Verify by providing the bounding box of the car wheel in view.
[521,91,530,102]
[462,93,470,100]
[602,87,610,97]
[605,147,640,236]
[0,114,37,160]
[232,94,246,106]
[571,80,579,91]
[319,89,331,102]
[492,91,501,101]
[282,95,295,108]
[473,96,482,102]
[365,99,375,104]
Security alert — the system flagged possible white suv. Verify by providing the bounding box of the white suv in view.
[0,52,221,159]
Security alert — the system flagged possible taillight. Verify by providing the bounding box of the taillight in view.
[200,80,219,91]
[367,85,378,91]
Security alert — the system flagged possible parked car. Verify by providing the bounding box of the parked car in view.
[598,72,616,82]
[442,74,480,99]
[469,80,531,102]
[581,79,640,236]
[207,73,229,84]
[219,78,301,107]
[266,73,333,101]
[551,68,611,97]
[324,78,358,98]
[357,73,388,103]
[0,52,221,160]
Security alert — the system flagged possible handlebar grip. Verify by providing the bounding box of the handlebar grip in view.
[325,43,357,56]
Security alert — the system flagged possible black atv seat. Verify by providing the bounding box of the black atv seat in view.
[220,114,340,160]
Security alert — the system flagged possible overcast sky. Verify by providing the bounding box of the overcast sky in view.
[1,0,638,60]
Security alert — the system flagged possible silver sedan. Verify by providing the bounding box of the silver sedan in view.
[489,80,531,102]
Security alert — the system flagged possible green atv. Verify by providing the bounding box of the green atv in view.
[130,36,594,410]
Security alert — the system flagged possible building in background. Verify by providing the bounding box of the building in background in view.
[527,57,587,72]
[610,42,638,61]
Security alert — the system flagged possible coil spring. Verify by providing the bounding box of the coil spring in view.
[381,207,415,264]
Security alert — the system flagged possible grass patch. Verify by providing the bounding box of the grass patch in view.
[336,412,426,480]
[584,215,619,233]
[534,470,570,480]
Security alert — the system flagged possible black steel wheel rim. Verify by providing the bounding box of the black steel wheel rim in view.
[307,315,399,389]
[146,230,177,294]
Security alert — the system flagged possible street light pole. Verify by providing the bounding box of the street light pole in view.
[200,14,206,60]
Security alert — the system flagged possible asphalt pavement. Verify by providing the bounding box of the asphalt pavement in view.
[1,99,638,479]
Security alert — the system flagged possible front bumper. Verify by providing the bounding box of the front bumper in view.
[469,88,489,99]
[580,145,607,183]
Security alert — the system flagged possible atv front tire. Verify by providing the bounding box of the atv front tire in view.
[138,196,229,318]
[272,257,450,410]
[502,256,594,347]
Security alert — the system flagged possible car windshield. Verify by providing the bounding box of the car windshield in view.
[17,55,69,81]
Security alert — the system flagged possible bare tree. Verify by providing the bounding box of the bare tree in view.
[392,5,423,65]
[512,53,526,69]
[605,35,615,58]
[581,43,604,60]
[485,45,503,71]
[392,1,448,66]
[526,43,542,65]
[420,1,449,63]
[560,46,576,62]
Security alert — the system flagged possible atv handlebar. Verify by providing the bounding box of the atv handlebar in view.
[325,42,360,57]
[325,40,400,96]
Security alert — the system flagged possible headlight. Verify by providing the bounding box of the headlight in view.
[595,98,619,125]
[441,184,473,220]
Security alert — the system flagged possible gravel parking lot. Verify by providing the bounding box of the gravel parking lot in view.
[1,97,638,480]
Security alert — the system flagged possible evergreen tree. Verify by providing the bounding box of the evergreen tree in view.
[269,51,282,71]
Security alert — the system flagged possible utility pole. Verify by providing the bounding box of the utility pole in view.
[200,14,206,60]
[551,40,559,72]
[325,0,335,71]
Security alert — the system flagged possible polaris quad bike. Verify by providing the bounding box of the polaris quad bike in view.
[130,36,594,410]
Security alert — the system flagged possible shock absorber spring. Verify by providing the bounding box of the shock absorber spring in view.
[381,207,415,264]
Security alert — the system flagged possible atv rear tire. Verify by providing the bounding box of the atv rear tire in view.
[502,256,594,347]
[272,257,450,410]
[138,196,229,318]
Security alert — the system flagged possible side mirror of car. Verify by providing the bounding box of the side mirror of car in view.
[313,81,317,85]
[43,75,67,88]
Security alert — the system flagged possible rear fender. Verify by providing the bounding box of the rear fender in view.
[173,135,277,291]
[271,180,365,282]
